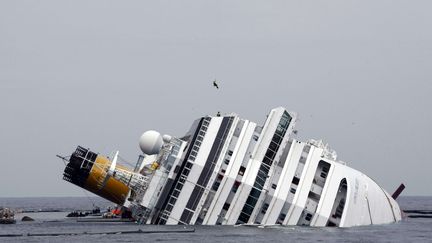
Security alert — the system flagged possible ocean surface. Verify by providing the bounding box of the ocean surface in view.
[0,196,431,242]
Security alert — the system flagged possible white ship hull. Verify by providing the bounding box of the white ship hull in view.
[61,107,402,227]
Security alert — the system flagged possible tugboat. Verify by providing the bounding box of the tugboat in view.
[0,207,16,224]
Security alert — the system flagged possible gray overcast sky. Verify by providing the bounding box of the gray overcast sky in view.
[1,1,431,197]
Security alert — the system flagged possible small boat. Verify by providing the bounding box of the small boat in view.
[66,206,103,218]
[0,208,16,224]
[66,211,87,217]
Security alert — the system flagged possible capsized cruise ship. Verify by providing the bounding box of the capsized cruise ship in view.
[60,107,402,227]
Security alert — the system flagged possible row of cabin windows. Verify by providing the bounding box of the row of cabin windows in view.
[224,161,248,213]
[218,163,247,216]
[237,113,292,224]
[161,119,210,219]
[276,201,292,224]
[223,150,234,166]
[320,164,330,179]
[191,118,235,224]
[305,213,313,221]
[297,161,332,226]
[269,146,309,225]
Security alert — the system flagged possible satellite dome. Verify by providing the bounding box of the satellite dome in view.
[139,130,163,155]
[162,134,172,143]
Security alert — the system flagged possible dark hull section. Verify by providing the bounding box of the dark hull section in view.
[63,146,129,205]
[63,146,97,187]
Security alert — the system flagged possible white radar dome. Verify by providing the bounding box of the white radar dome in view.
[139,130,163,155]
[162,134,172,143]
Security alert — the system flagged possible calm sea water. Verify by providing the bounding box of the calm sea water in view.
[0,196,431,242]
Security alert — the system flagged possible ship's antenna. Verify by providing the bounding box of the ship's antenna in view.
[81,188,97,208]
[56,154,70,165]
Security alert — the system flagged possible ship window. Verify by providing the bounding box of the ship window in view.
[269,141,278,151]
[174,165,180,174]
[261,203,269,214]
[335,199,345,218]
[250,188,261,199]
[265,150,275,160]
[326,178,347,227]
[212,181,220,191]
[223,203,230,211]
[238,166,246,176]
[183,169,190,176]
[263,156,272,165]
[166,204,173,212]
[232,181,240,193]
[232,186,238,193]
[169,197,176,205]
[246,196,258,207]
[196,217,204,225]
[278,213,286,221]
[272,130,283,141]
[237,212,250,224]
[242,204,254,215]
[180,210,193,224]
[299,156,307,164]
[327,221,336,227]
[322,165,329,173]
[320,172,327,179]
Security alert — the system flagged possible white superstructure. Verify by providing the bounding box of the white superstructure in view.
[62,107,402,227]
